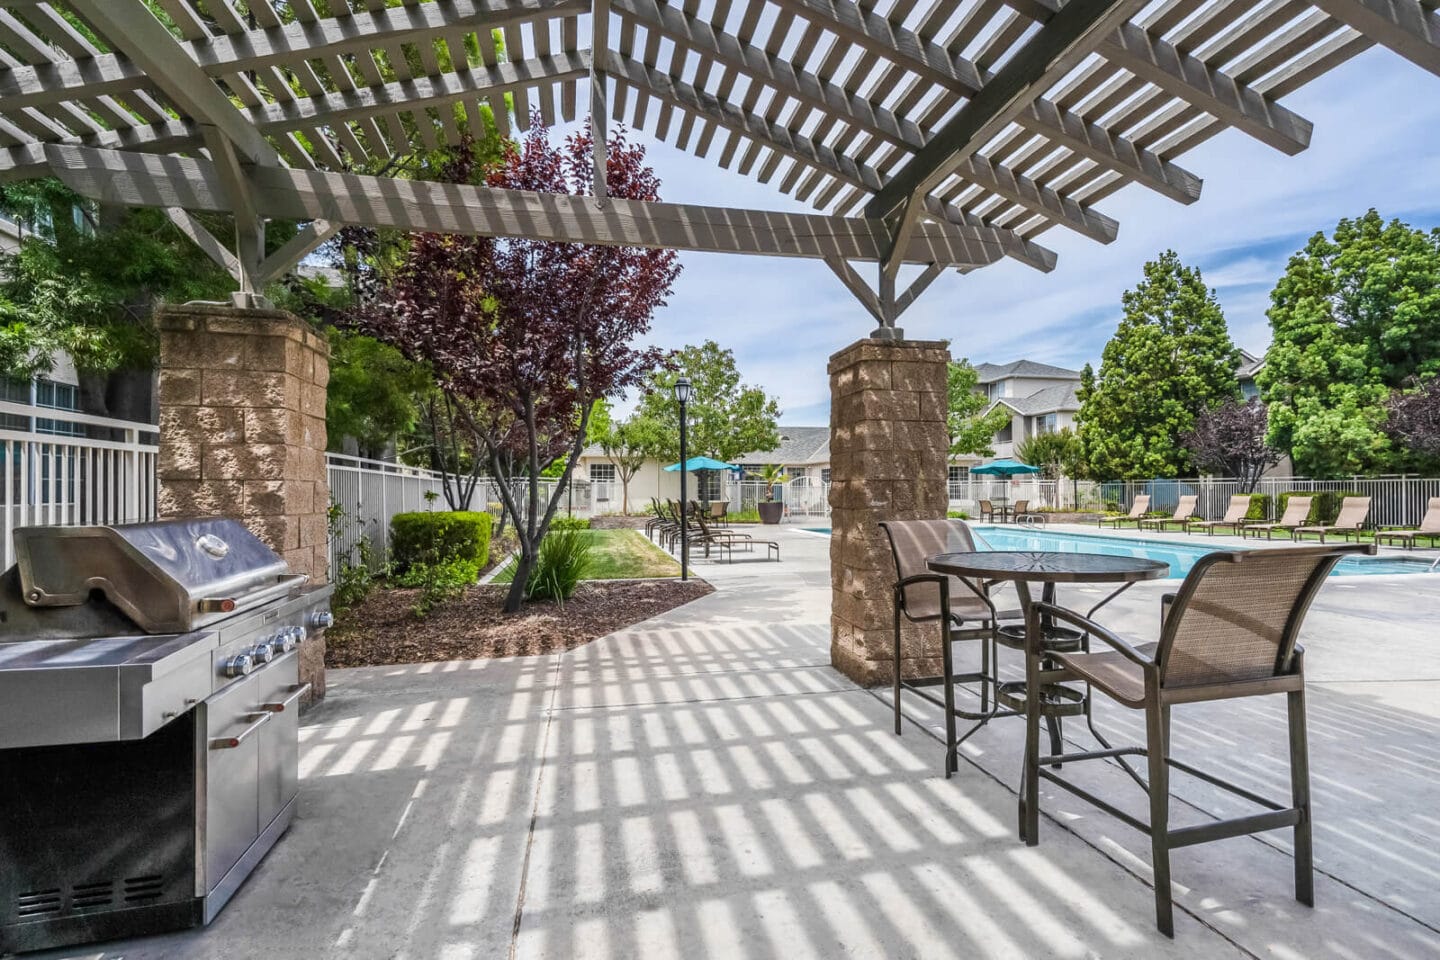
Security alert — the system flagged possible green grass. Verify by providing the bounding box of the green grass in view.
[495,529,681,582]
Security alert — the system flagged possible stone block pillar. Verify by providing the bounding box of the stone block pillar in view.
[155,303,331,702]
[828,338,950,686]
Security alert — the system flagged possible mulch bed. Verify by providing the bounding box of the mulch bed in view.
[325,577,714,668]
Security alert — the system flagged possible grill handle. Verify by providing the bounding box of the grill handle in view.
[260,683,313,714]
[202,574,309,620]
[210,712,271,750]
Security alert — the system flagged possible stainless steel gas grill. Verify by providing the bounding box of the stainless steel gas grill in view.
[0,518,333,954]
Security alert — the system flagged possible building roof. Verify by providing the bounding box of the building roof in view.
[973,360,1082,384]
[734,426,830,466]
[0,0,1423,333]
[992,384,1081,416]
[1236,348,1266,379]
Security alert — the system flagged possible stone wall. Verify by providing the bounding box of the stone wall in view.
[828,338,950,686]
[155,303,331,700]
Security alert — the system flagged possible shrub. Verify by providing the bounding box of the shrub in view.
[1244,493,1272,521]
[525,528,593,603]
[328,502,386,613]
[1277,490,1365,524]
[549,516,591,531]
[395,557,481,616]
[947,510,971,520]
[390,511,492,572]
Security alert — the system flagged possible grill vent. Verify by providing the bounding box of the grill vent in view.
[15,888,62,917]
[70,880,113,909]
[123,875,164,903]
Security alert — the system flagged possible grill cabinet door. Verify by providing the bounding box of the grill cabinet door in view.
[202,678,262,892]
[256,656,301,827]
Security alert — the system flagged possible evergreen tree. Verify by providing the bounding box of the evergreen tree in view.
[1259,210,1440,476]
[1077,251,1240,480]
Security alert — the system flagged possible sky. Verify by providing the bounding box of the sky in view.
[579,46,1440,425]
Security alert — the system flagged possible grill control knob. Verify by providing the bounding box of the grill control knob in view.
[223,654,254,678]
[309,611,335,630]
[274,627,303,653]
[251,642,276,665]
[291,625,308,644]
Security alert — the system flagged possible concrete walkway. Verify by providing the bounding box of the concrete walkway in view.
[34,526,1440,959]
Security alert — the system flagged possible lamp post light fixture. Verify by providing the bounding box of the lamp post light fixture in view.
[674,376,693,581]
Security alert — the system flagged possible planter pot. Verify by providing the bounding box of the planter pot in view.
[758,501,784,524]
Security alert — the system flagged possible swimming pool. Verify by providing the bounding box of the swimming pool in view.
[803,525,1436,577]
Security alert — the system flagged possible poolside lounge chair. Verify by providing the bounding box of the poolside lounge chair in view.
[1292,496,1371,543]
[694,514,780,562]
[878,519,1027,778]
[1021,541,1375,936]
[1187,494,1251,536]
[1242,496,1312,540]
[1138,495,1198,532]
[1098,494,1149,528]
[1375,497,1440,548]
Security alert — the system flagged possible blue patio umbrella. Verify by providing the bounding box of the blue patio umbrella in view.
[663,456,737,472]
[969,458,1040,477]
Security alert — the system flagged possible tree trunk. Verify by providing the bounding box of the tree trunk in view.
[504,548,534,613]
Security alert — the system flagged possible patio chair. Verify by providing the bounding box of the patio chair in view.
[708,500,730,525]
[1020,542,1375,936]
[977,499,996,523]
[1010,499,1030,523]
[876,519,1087,779]
[694,514,779,562]
[1292,496,1371,543]
[1186,495,1251,536]
[1375,497,1440,548]
[1138,495,1198,532]
[1098,494,1150,528]
[1242,496,1312,540]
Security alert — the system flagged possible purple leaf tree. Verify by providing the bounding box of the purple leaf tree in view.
[1181,397,1282,491]
[1384,378,1440,462]
[363,124,680,611]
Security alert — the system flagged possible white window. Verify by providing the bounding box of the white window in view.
[820,468,831,484]
[588,463,616,483]
[1033,413,1057,435]
[948,466,969,484]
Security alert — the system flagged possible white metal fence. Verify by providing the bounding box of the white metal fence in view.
[0,402,159,569]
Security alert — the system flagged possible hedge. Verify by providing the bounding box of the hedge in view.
[1276,491,1365,525]
[1244,493,1272,521]
[390,511,492,572]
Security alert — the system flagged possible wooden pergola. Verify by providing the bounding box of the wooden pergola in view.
[2,0,1437,331]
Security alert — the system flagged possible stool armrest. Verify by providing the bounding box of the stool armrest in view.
[1030,601,1154,667]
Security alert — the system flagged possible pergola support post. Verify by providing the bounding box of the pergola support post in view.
[155,303,333,705]
[828,337,951,684]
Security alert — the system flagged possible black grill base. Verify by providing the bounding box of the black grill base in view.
[0,713,201,954]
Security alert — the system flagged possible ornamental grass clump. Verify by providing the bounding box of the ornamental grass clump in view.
[525,529,593,604]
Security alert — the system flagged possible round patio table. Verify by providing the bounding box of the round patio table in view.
[926,550,1167,842]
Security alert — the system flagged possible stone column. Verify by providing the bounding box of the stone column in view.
[155,303,331,702]
[828,338,950,686]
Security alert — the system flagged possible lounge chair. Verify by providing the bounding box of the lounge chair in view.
[1292,496,1371,543]
[1187,494,1251,536]
[1098,494,1150,528]
[1138,495,1198,532]
[1021,542,1374,936]
[1242,496,1312,540]
[1375,497,1440,548]
[877,518,1026,777]
[694,514,779,562]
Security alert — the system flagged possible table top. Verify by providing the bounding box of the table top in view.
[928,550,1169,584]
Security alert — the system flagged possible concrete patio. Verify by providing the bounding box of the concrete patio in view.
[33,526,1440,959]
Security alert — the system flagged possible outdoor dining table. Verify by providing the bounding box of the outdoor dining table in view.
[925,550,1168,842]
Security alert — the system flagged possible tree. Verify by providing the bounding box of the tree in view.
[1259,210,1440,476]
[1181,398,1281,490]
[634,340,780,461]
[324,330,434,459]
[1014,428,1080,481]
[947,359,1011,457]
[1384,377,1440,465]
[750,463,787,501]
[363,125,680,612]
[595,411,665,514]
[1077,252,1241,480]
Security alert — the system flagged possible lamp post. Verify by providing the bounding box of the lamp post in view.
[674,376,692,581]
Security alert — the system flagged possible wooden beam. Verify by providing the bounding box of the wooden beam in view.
[772,0,1201,205]
[65,0,280,168]
[604,51,1057,271]
[200,129,264,292]
[868,0,1149,219]
[254,219,340,288]
[164,207,240,279]
[823,256,884,324]
[1308,0,1440,77]
[591,0,611,198]
[42,145,1014,268]
[611,0,1118,243]
[895,263,945,316]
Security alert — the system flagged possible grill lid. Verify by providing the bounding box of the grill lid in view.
[13,518,305,634]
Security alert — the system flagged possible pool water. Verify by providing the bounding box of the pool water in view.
[803,525,1435,577]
